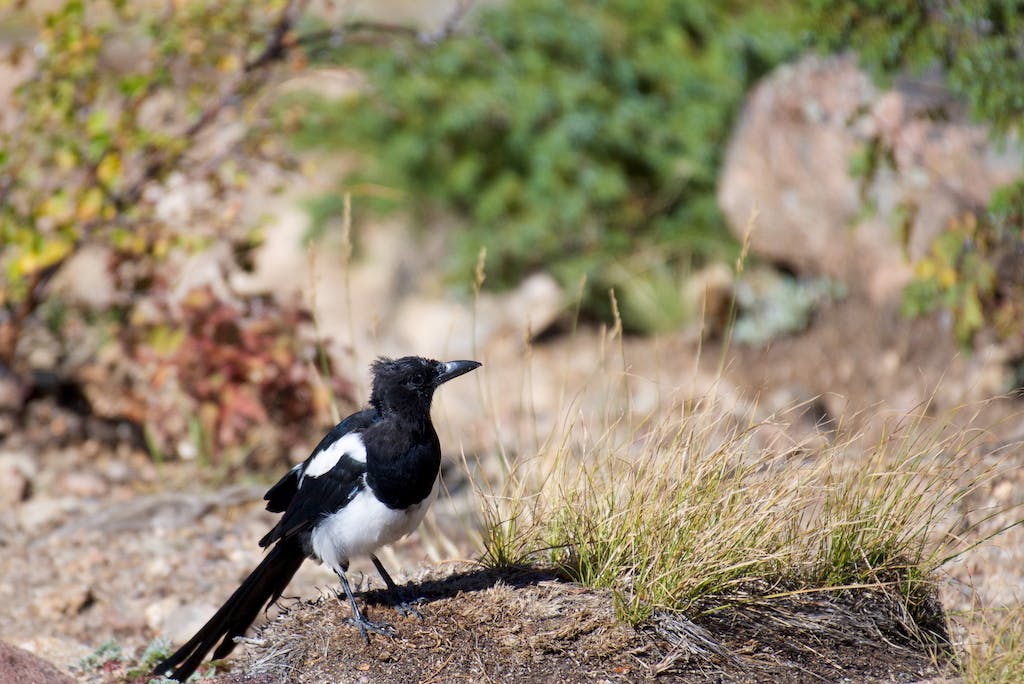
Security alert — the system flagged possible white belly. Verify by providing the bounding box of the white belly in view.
[310,480,436,574]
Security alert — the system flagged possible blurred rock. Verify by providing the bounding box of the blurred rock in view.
[15,496,78,533]
[719,54,1024,302]
[146,599,218,647]
[0,451,36,507]
[0,641,74,684]
[392,297,474,358]
[682,263,734,337]
[46,244,116,311]
[393,272,565,358]
[0,368,25,411]
[56,471,109,499]
[36,585,94,620]
[15,326,60,373]
[487,272,564,340]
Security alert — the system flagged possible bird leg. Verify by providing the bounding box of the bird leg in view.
[334,570,396,642]
[371,555,424,619]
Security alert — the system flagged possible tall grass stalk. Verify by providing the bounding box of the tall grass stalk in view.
[961,604,1024,684]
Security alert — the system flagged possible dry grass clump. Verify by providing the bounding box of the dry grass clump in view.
[472,333,1007,644]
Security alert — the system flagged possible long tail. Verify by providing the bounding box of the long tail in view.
[152,539,305,681]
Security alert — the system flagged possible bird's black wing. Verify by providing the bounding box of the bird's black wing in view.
[263,408,378,513]
[259,408,378,548]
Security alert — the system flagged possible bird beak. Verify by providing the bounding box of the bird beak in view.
[435,360,481,385]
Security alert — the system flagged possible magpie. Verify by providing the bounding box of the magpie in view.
[153,356,480,681]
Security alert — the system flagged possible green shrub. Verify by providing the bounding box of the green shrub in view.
[801,0,1024,134]
[290,0,799,328]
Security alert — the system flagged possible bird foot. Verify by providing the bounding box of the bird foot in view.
[345,615,397,643]
[392,597,425,620]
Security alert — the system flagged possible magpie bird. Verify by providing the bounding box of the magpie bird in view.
[153,356,480,681]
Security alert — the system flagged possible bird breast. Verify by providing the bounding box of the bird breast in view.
[310,480,437,574]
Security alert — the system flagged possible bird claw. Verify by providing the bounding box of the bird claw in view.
[345,615,397,643]
[393,597,425,620]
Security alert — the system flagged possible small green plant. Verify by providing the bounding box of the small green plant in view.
[902,213,997,346]
[288,0,799,329]
[75,639,124,672]
[902,183,1024,348]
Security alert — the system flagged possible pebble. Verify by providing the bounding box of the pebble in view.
[0,451,36,506]
[57,471,109,499]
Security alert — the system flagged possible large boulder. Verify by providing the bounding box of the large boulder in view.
[718,54,1024,301]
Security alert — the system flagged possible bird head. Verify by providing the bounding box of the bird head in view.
[369,356,481,414]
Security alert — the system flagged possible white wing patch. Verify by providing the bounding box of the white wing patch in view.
[302,431,367,483]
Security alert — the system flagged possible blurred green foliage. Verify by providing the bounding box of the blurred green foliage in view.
[802,0,1024,346]
[289,0,799,329]
[802,0,1024,134]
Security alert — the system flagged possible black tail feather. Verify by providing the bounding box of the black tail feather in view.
[152,539,305,681]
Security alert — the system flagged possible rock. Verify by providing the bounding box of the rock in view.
[0,367,27,412]
[0,640,75,684]
[55,471,109,499]
[488,272,564,339]
[147,599,218,646]
[45,244,116,311]
[15,496,78,533]
[35,586,95,620]
[682,263,734,336]
[718,54,1024,302]
[169,242,238,309]
[393,272,565,358]
[0,451,36,507]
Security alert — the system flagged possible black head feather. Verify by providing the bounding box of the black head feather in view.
[369,356,480,415]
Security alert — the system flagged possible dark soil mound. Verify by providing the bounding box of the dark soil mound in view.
[214,565,949,683]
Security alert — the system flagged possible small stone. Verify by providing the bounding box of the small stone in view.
[46,245,116,311]
[15,496,76,532]
[992,480,1014,503]
[0,370,26,412]
[57,471,108,499]
[0,451,36,506]
[36,586,94,619]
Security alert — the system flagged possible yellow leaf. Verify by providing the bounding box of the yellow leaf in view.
[12,238,72,276]
[40,193,73,223]
[77,187,104,221]
[97,152,122,186]
[914,258,936,280]
[56,148,77,171]
[938,265,957,289]
[217,53,241,73]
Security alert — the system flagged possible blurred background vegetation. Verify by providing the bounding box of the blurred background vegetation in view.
[2,0,1023,465]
